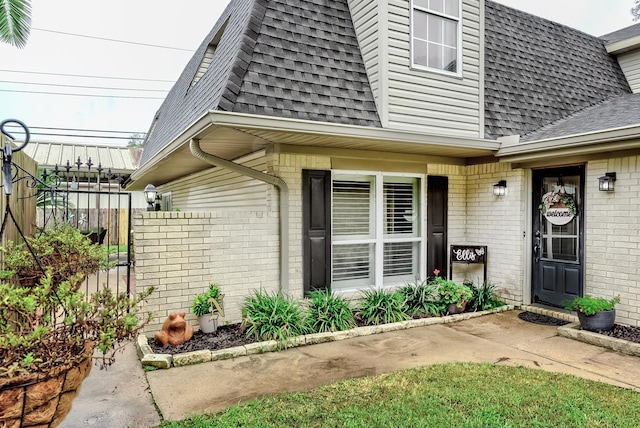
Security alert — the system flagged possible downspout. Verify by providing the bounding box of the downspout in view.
[189,138,289,293]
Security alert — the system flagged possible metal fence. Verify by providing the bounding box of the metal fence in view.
[0,119,136,297]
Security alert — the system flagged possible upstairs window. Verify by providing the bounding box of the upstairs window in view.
[411,0,461,74]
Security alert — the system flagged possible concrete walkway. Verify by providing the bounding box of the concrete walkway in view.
[60,310,640,427]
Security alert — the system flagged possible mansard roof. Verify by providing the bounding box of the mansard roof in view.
[140,0,635,169]
[140,0,380,166]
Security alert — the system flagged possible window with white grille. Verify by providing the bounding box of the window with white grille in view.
[411,0,461,74]
[331,173,423,290]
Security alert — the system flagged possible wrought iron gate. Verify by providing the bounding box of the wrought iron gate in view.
[1,119,134,297]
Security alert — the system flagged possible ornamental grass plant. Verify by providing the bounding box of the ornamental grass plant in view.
[241,291,307,345]
[304,289,356,333]
[356,288,410,325]
[466,280,506,312]
[398,278,444,317]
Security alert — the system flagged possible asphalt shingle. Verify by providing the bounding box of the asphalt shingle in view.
[140,0,380,166]
[520,93,640,142]
[484,1,631,141]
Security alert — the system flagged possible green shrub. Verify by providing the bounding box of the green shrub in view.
[305,289,356,333]
[0,222,112,291]
[434,277,473,308]
[192,283,222,317]
[563,295,620,316]
[241,291,306,346]
[467,280,506,311]
[398,278,444,316]
[357,288,409,326]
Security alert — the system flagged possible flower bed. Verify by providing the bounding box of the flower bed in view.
[137,305,514,369]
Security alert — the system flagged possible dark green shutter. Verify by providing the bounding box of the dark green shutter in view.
[302,169,331,294]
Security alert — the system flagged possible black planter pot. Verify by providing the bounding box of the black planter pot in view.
[577,309,615,332]
[447,301,467,315]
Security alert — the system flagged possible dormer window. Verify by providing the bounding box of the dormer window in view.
[190,19,229,89]
[411,0,461,75]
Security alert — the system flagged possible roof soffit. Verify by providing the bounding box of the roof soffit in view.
[128,112,499,189]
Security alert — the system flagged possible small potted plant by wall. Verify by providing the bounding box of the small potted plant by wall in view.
[192,283,225,333]
[432,270,473,315]
[563,294,620,332]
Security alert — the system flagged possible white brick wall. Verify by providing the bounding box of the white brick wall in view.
[135,211,280,334]
[586,157,640,326]
[463,163,526,305]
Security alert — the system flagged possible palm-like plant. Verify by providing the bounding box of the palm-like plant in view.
[0,0,32,48]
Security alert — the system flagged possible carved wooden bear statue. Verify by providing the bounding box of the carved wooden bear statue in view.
[154,311,194,347]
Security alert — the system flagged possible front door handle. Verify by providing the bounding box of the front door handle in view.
[533,231,541,263]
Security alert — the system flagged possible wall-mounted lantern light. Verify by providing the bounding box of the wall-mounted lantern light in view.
[493,180,507,197]
[144,184,157,211]
[598,172,616,192]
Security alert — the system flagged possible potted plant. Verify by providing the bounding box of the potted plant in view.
[192,283,225,333]
[0,222,113,288]
[563,294,620,332]
[0,223,153,427]
[431,270,473,315]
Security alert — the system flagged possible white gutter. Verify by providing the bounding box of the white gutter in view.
[496,124,640,162]
[189,138,290,293]
[605,35,640,54]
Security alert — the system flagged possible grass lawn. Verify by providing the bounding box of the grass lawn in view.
[158,363,640,427]
[106,245,128,254]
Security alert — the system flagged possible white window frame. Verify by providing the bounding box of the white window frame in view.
[330,171,426,292]
[410,0,463,77]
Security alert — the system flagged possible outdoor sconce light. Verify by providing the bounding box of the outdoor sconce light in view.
[493,180,507,197]
[598,172,616,192]
[144,184,157,211]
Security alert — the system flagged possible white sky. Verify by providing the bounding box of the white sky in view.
[0,0,635,146]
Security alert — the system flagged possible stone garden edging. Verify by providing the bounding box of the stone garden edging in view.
[520,304,640,357]
[136,305,515,369]
[557,322,640,357]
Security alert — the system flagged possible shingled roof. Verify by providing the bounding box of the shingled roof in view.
[140,0,380,166]
[518,93,640,142]
[141,0,635,167]
[484,1,631,141]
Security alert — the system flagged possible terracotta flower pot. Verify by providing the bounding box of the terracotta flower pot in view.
[0,342,94,428]
[577,310,616,332]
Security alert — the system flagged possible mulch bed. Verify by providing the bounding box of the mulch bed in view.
[596,324,640,344]
[150,311,640,355]
[518,311,640,344]
[149,323,256,354]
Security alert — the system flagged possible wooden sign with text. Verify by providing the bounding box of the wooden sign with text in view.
[449,245,487,283]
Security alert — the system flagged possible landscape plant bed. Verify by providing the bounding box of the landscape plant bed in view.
[149,323,256,354]
[138,305,514,369]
